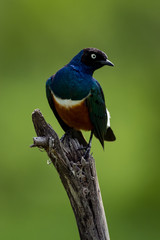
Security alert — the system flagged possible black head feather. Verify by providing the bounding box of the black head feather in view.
[81,48,114,69]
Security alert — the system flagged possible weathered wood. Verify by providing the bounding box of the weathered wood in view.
[31,109,110,240]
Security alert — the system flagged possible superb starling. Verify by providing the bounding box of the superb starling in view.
[46,48,116,155]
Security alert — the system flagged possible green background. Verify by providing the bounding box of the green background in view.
[0,0,160,239]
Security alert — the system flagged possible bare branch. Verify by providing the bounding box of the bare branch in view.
[31,109,110,240]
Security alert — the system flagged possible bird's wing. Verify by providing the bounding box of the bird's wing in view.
[86,81,107,148]
[46,75,71,132]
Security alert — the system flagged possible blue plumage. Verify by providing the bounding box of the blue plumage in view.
[46,48,116,152]
[50,65,93,100]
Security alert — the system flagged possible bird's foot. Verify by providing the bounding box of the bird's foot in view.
[78,144,91,160]
[84,145,91,159]
[77,145,88,151]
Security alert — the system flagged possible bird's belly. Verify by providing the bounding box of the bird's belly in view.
[52,95,93,131]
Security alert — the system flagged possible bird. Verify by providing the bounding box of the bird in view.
[46,48,116,156]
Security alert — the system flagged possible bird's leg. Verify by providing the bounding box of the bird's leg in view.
[77,131,93,151]
[60,129,73,142]
[83,131,93,159]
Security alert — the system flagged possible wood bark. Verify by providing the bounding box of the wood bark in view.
[31,109,110,240]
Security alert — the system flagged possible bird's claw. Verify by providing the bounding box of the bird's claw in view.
[77,143,91,159]
[78,145,90,159]
[77,146,88,151]
[83,146,91,159]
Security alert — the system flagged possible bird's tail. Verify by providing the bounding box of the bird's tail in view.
[104,127,116,141]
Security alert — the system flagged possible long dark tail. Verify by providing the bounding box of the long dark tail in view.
[104,127,116,141]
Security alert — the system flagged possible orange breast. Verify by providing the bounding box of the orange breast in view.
[52,96,93,131]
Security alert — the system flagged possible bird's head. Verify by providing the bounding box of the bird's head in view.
[69,48,114,74]
[81,48,114,70]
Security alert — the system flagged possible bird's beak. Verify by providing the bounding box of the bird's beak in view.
[98,59,114,67]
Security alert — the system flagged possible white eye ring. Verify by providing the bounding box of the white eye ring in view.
[91,53,96,59]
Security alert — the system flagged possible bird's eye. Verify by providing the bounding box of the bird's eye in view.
[91,53,96,59]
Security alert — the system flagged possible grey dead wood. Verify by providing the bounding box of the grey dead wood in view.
[31,109,110,240]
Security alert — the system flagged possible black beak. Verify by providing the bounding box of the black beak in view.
[98,59,114,67]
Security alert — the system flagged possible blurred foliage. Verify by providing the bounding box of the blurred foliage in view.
[0,0,160,239]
